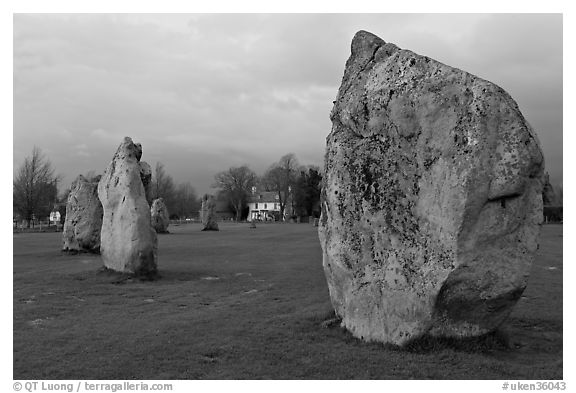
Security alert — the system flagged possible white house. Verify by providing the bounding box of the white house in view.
[247,189,281,222]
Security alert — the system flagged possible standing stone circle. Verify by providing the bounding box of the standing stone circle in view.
[201,194,219,231]
[62,174,103,253]
[151,198,170,233]
[97,137,158,276]
[318,31,545,345]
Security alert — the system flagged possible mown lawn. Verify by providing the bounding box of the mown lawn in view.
[13,222,562,379]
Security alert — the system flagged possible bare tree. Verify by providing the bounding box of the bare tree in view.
[262,153,300,220]
[13,147,60,227]
[213,165,257,221]
[172,182,200,219]
[151,162,176,208]
[292,166,322,218]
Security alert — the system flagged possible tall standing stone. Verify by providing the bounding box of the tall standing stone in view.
[151,198,170,233]
[62,175,103,253]
[201,194,219,231]
[98,137,158,276]
[319,31,545,345]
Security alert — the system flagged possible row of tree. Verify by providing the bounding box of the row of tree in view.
[213,153,323,221]
[146,162,200,219]
[148,154,324,222]
[13,147,322,226]
[146,154,323,222]
[12,148,201,227]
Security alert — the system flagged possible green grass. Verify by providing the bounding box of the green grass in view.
[13,223,562,379]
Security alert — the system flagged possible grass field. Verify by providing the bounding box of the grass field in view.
[13,223,563,379]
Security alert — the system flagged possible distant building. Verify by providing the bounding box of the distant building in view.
[247,190,281,221]
[247,187,295,222]
[49,210,61,224]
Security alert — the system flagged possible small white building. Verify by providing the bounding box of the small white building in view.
[49,211,61,224]
[247,189,281,222]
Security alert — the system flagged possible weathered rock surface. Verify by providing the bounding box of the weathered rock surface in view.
[151,198,170,233]
[201,194,219,231]
[62,175,103,253]
[98,137,158,276]
[318,31,545,345]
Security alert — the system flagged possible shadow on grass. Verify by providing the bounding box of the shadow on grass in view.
[70,267,216,285]
[316,309,512,354]
[61,249,100,255]
[397,329,512,354]
[69,267,161,284]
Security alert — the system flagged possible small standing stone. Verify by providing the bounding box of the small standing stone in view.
[150,198,170,233]
[62,175,103,253]
[201,194,219,231]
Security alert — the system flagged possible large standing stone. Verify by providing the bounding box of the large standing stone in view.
[319,31,545,345]
[151,198,170,233]
[98,137,158,276]
[62,175,103,253]
[201,194,219,231]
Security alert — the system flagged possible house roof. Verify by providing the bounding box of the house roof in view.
[247,191,278,203]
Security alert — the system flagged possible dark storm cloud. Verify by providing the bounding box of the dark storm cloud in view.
[13,13,562,194]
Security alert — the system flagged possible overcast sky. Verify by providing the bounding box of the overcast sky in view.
[13,13,563,195]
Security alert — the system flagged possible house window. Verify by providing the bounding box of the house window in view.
[264,203,267,209]
[255,203,258,209]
